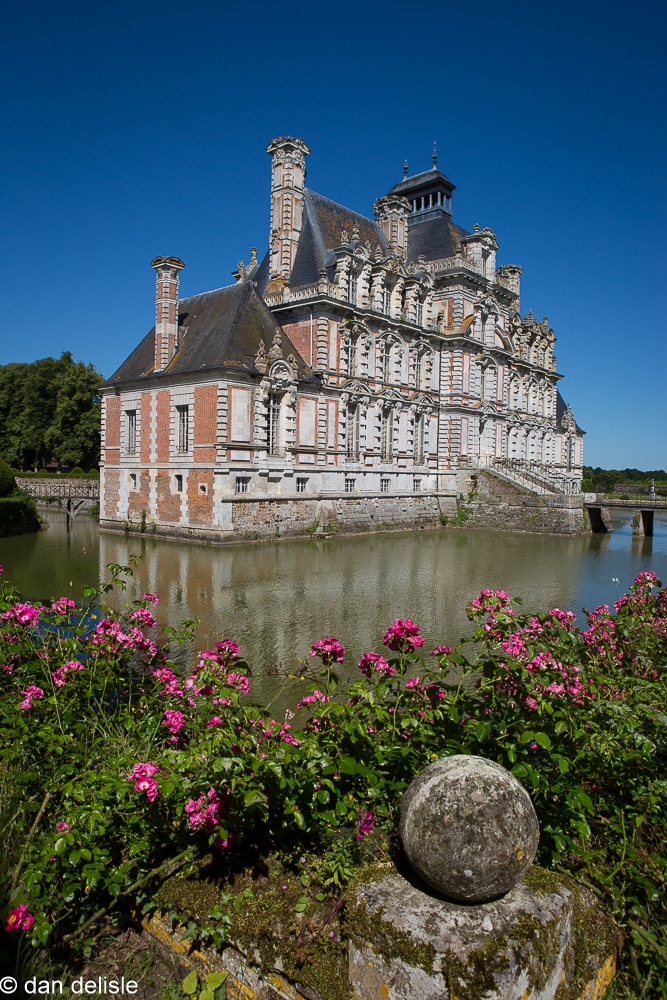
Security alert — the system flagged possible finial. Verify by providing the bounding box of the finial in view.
[403,158,409,179]
[432,142,437,169]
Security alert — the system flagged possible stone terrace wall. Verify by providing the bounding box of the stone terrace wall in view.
[458,471,588,535]
[100,493,454,543]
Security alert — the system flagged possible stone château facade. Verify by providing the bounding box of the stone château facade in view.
[100,137,584,540]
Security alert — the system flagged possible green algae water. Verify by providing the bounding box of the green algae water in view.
[2,509,666,691]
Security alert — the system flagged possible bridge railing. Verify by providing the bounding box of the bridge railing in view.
[16,477,100,501]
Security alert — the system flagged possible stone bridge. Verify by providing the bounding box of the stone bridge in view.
[583,493,667,537]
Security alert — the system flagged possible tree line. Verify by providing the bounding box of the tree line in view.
[0,354,104,471]
[582,465,667,493]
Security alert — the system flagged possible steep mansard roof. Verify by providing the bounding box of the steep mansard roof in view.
[254,189,388,292]
[253,184,471,292]
[405,215,470,262]
[103,281,316,388]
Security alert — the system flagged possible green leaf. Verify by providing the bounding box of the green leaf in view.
[476,721,492,741]
[338,755,358,775]
[181,971,198,994]
[578,790,594,814]
[294,896,309,913]
[534,732,552,751]
[294,810,306,830]
[519,731,535,744]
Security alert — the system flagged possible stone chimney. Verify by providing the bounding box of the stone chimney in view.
[266,137,310,291]
[151,256,185,372]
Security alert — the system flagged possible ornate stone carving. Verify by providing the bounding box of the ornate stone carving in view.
[268,331,284,362]
[254,339,267,374]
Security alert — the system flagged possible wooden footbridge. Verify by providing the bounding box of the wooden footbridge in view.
[584,494,667,537]
[17,477,100,527]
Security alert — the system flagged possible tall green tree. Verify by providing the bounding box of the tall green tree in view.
[0,353,103,470]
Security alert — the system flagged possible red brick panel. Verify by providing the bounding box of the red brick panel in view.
[188,470,214,526]
[194,385,217,443]
[103,468,120,518]
[140,393,152,462]
[282,319,311,364]
[128,475,150,517]
[156,391,171,463]
[105,396,121,451]
[155,470,181,523]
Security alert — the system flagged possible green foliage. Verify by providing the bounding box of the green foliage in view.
[69,467,85,477]
[0,353,103,470]
[0,459,16,498]
[0,494,39,535]
[1,567,666,991]
[583,465,667,494]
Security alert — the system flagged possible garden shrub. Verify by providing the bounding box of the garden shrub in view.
[68,466,85,477]
[0,566,666,994]
[0,459,16,498]
[0,495,39,536]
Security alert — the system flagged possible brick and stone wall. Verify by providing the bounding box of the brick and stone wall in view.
[458,471,588,534]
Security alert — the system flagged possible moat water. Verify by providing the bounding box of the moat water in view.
[2,510,666,700]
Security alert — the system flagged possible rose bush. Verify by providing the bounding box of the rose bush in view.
[1,562,666,994]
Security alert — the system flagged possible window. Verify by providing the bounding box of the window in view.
[381,409,393,461]
[414,415,425,464]
[345,477,356,493]
[267,393,282,455]
[175,474,183,493]
[296,478,308,493]
[348,271,358,305]
[198,483,208,496]
[348,336,359,377]
[235,476,250,494]
[380,478,390,493]
[176,405,189,453]
[413,477,422,492]
[346,405,360,459]
[129,473,137,490]
[126,410,137,454]
[415,302,423,327]
[414,353,423,389]
[380,341,392,381]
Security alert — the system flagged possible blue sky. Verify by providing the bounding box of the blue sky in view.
[2,0,665,470]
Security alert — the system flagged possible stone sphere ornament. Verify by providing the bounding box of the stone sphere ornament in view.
[399,755,539,903]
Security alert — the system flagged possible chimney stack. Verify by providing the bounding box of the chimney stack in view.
[266,137,310,291]
[151,256,185,371]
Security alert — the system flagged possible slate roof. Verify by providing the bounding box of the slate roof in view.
[254,183,471,289]
[103,281,316,388]
[389,167,456,198]
[254,189,388,292]
[405,216,470,264]
[556,390,586,434]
